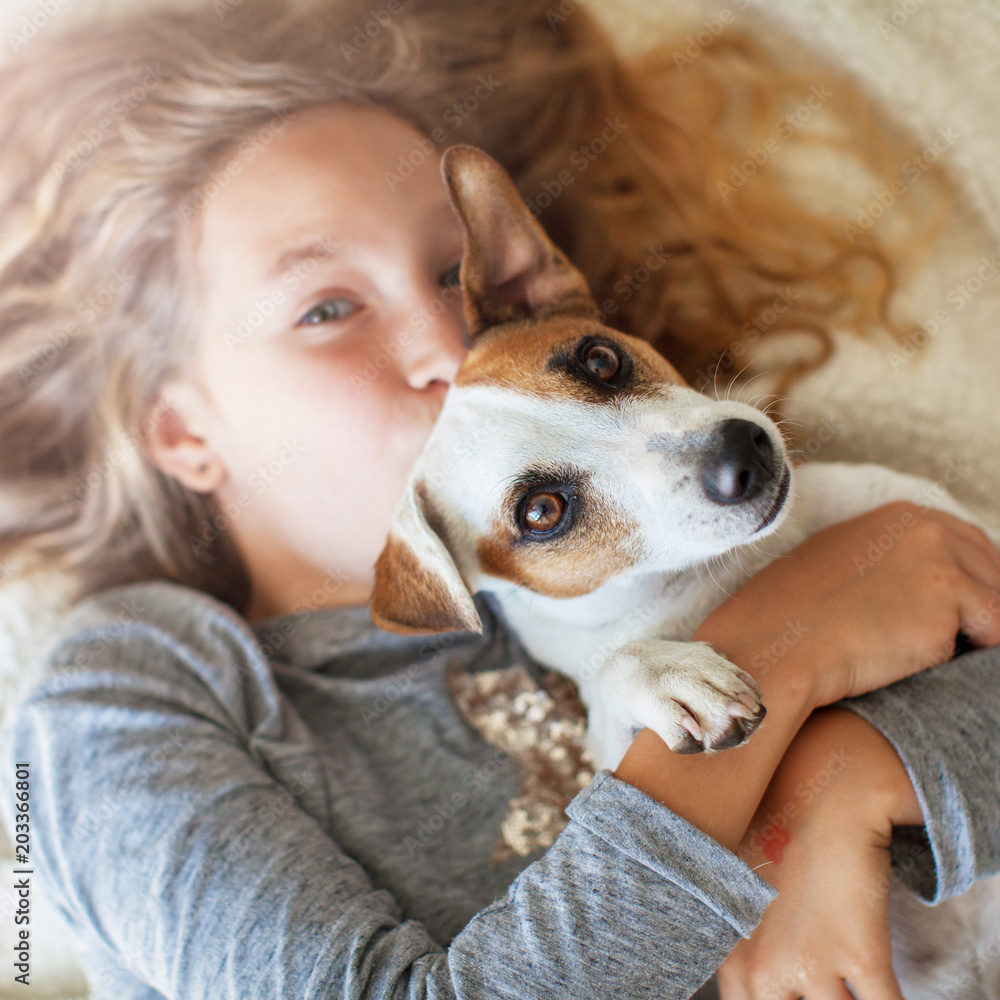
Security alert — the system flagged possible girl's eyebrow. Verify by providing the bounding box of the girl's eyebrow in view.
[266,238,341,283]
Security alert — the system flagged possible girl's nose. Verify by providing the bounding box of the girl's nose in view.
[401,296,469,390]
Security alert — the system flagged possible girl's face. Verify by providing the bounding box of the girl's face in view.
[152,104,469,621]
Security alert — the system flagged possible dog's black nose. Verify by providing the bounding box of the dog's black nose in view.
[702,418,775,503]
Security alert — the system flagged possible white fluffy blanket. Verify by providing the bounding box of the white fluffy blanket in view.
[1,0,998,996]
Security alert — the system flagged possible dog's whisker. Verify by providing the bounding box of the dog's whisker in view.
[710,350,729,395]
[735,369,770,395]
[761,400,788,419]
[722,361,759,403]
[746,391,777,411]
[698,554,737,602]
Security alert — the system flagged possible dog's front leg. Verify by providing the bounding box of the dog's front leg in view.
[583,639,766,771]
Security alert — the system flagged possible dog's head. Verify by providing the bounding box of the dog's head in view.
[371,145,791,635]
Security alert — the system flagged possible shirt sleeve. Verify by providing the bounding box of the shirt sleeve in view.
[834,642,1000,904]
[0,594,777,1000]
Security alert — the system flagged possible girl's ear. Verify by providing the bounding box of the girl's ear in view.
[143,382,227,493]
[439,144,599,340]
[371,479,483,635]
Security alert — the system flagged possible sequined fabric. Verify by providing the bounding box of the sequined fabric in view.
[447,659,596,865]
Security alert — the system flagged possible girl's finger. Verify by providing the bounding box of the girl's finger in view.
[921,508,1000,574]
[803,978,857,1000]
[948,533,1000,595]
[844,967,907,1000]
[956,579,1000,647]
[914,509,1000,591]
[716,959,751,1000]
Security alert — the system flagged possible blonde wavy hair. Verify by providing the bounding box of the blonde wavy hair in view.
[0,0,950,613]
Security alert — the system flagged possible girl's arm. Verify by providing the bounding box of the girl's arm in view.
[717,646,1000,1000]
[831,643,1000,904]
[615,502,1000,854]
[3,502,995,1000]
[0,582,779,1000]
[710,508,1000,1000]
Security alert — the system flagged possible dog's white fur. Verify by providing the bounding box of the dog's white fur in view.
[371,145,1000,1000]
[424,381,990,769]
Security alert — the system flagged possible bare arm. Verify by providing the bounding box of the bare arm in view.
[614,502,1000,854]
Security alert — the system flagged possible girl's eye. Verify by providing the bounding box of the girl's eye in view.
[296,297,359,327]
[440,262,462,288]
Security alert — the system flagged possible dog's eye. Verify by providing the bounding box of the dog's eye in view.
[581,341,620,382]
[520,492,566,534]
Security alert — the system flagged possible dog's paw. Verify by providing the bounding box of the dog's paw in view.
[600,640,765,754]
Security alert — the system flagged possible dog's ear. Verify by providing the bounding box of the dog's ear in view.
[440,144,599,339]
[371,479,483,636]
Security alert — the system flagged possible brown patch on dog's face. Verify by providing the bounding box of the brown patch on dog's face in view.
[475,469,644,598]
[455,315,686,598]
[455,313,688,404]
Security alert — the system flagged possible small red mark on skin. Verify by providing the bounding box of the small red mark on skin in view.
[761,824,791,864]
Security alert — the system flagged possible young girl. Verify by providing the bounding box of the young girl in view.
[1,2,999,998]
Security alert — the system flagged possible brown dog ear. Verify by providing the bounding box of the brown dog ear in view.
[371,480,483,636]
[440,144,599,339]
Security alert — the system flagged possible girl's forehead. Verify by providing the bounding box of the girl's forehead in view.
[195,103,450,262]
[187,103,458,335]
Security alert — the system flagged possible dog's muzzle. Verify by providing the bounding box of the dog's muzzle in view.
[701,418,777,504]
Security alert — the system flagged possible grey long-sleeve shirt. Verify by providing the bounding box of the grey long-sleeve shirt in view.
[1,580,998,999]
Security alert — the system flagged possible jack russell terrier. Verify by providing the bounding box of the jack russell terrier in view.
[371,143,1000,1000]
[371,143,996,774]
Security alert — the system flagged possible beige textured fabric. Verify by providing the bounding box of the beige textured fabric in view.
[0,1,998,996]
[591,0,1000,535]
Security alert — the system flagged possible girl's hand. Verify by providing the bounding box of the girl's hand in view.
[716,708,923,1000]
[696,501,1000,709]
[616,502,1000,855]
